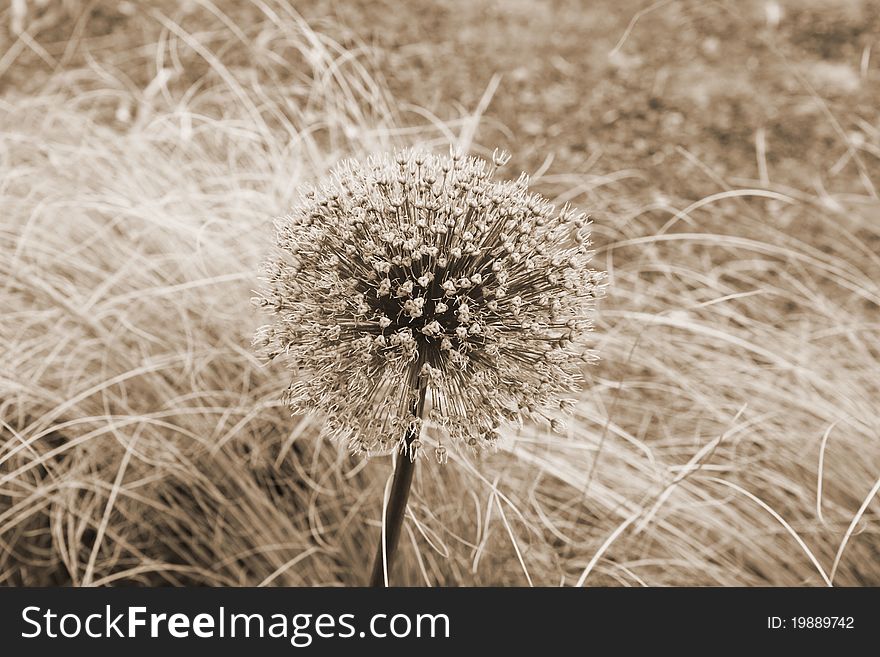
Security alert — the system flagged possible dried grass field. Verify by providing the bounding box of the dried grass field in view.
[1,0,879,586]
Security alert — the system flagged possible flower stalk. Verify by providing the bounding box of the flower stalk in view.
[369,377,427,587]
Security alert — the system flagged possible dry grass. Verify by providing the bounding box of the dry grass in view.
[2,0,879,586]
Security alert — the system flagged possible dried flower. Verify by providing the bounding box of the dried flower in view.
[253,147,605,458]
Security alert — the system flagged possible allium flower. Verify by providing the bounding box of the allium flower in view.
[254,147,605,462]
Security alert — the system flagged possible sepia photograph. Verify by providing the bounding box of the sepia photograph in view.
[1,0,878,646]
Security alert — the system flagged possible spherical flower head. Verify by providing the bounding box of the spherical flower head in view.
[253,147,606,461]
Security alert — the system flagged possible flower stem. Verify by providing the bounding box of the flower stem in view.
[369,384,426,587]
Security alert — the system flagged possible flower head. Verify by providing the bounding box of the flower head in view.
[253,147,605,461]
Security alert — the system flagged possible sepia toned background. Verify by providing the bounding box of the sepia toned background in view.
[1,0,878,586]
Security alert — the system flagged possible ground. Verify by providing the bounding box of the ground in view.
[1,0,878,586]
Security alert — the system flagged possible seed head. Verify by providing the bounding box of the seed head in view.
[253,147,606,457]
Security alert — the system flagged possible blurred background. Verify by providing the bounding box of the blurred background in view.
[1,0,878,586]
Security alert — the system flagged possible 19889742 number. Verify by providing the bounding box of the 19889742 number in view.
[768,617,854,629]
